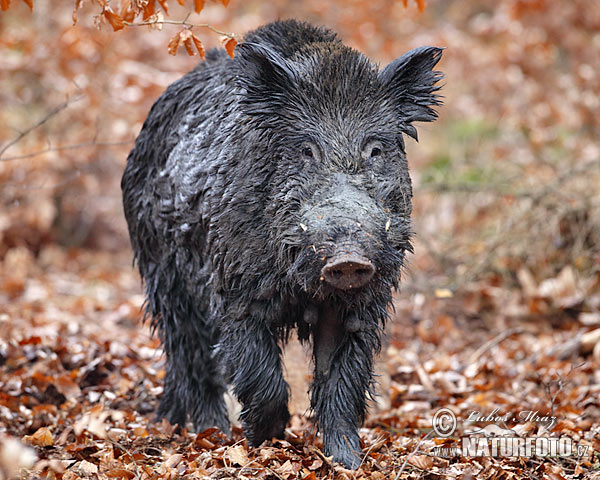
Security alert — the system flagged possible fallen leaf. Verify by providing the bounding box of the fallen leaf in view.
[164,453,183,468]
[407,454,434,470]
[26,427,54,447]
[226,445,249,466]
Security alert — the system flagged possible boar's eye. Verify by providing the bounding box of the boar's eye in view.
[302,147,314,158]
[301,143,321,161]
[370,147,382,157]
[361,140,384,162]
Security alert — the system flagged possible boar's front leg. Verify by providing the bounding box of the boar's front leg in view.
[220,319,290,446]
[311,305,378,469]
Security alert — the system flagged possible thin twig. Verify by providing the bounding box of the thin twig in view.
[394,431,433,480]
[467,328,525,365]
[107,438,142,480]
[0,95,84,159]
[124,19,235,38]
[0,140,132,162]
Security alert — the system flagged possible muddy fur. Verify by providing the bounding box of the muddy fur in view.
[122,19,443,468]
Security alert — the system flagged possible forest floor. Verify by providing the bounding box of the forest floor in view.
[1,228,599,479]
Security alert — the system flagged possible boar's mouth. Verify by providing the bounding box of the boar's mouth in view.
[286,237,406,304]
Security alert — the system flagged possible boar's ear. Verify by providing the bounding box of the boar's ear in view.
[235,42,298,115]
[379,46,444,140]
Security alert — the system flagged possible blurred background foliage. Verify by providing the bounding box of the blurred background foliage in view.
[1,0,599,294]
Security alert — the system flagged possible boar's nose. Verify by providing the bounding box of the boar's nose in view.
[321,254,375,290]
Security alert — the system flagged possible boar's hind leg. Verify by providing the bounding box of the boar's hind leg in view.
[153,285,230,434]
[311,305,378,469]
[221,321,290,446]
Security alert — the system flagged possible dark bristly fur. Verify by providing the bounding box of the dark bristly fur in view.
[122,19,443,469]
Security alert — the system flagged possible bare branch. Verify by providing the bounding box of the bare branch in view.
[124,18,235,38]
[0,140,133,162]
[0,95,84,159]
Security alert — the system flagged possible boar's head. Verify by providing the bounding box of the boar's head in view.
[236,41,443,310]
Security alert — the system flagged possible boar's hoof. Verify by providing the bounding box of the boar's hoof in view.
[327,432,362,469]
[321,255,375,290]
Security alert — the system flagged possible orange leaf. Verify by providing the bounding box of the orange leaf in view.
[194,0,204,13]
[21,0,32,11]
[415,0,426,12]
[222,37,237,58]
[105,469,135,479]
[0,0,10,11]
[28,427,54,447]
[180,29,195,56]
[168,31,181,56]
[157,0,168,15]
[142,0,155,19]
[176,0,184,4]
[120,0,135,22]
[104,8,125,31]
[192,34,206,60]
[220,0,230,5]
[401,0,407,7]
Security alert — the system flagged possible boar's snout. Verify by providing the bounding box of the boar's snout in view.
[321,254,375,290]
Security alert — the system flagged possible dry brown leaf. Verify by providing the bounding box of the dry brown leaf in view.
[223,37,237,58]
[157,0,169,15]
[192,35,206,60]
[142,0,155,19]
[277,460,301,478]
[544,463,567,480]
[226,445,249,466]
[104,8,125,31]
[56,374,82,400]
[73,405,109,439]
[168,31,182,56]
[26,427,54,447]
[105,468,135,479]
[120,0,136,23]
[164,453,183,468]
[407,454,435,470]
[307,456,323,470]
[194,0,204,13]
[179,29,195,56]
[73,460,98,476]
